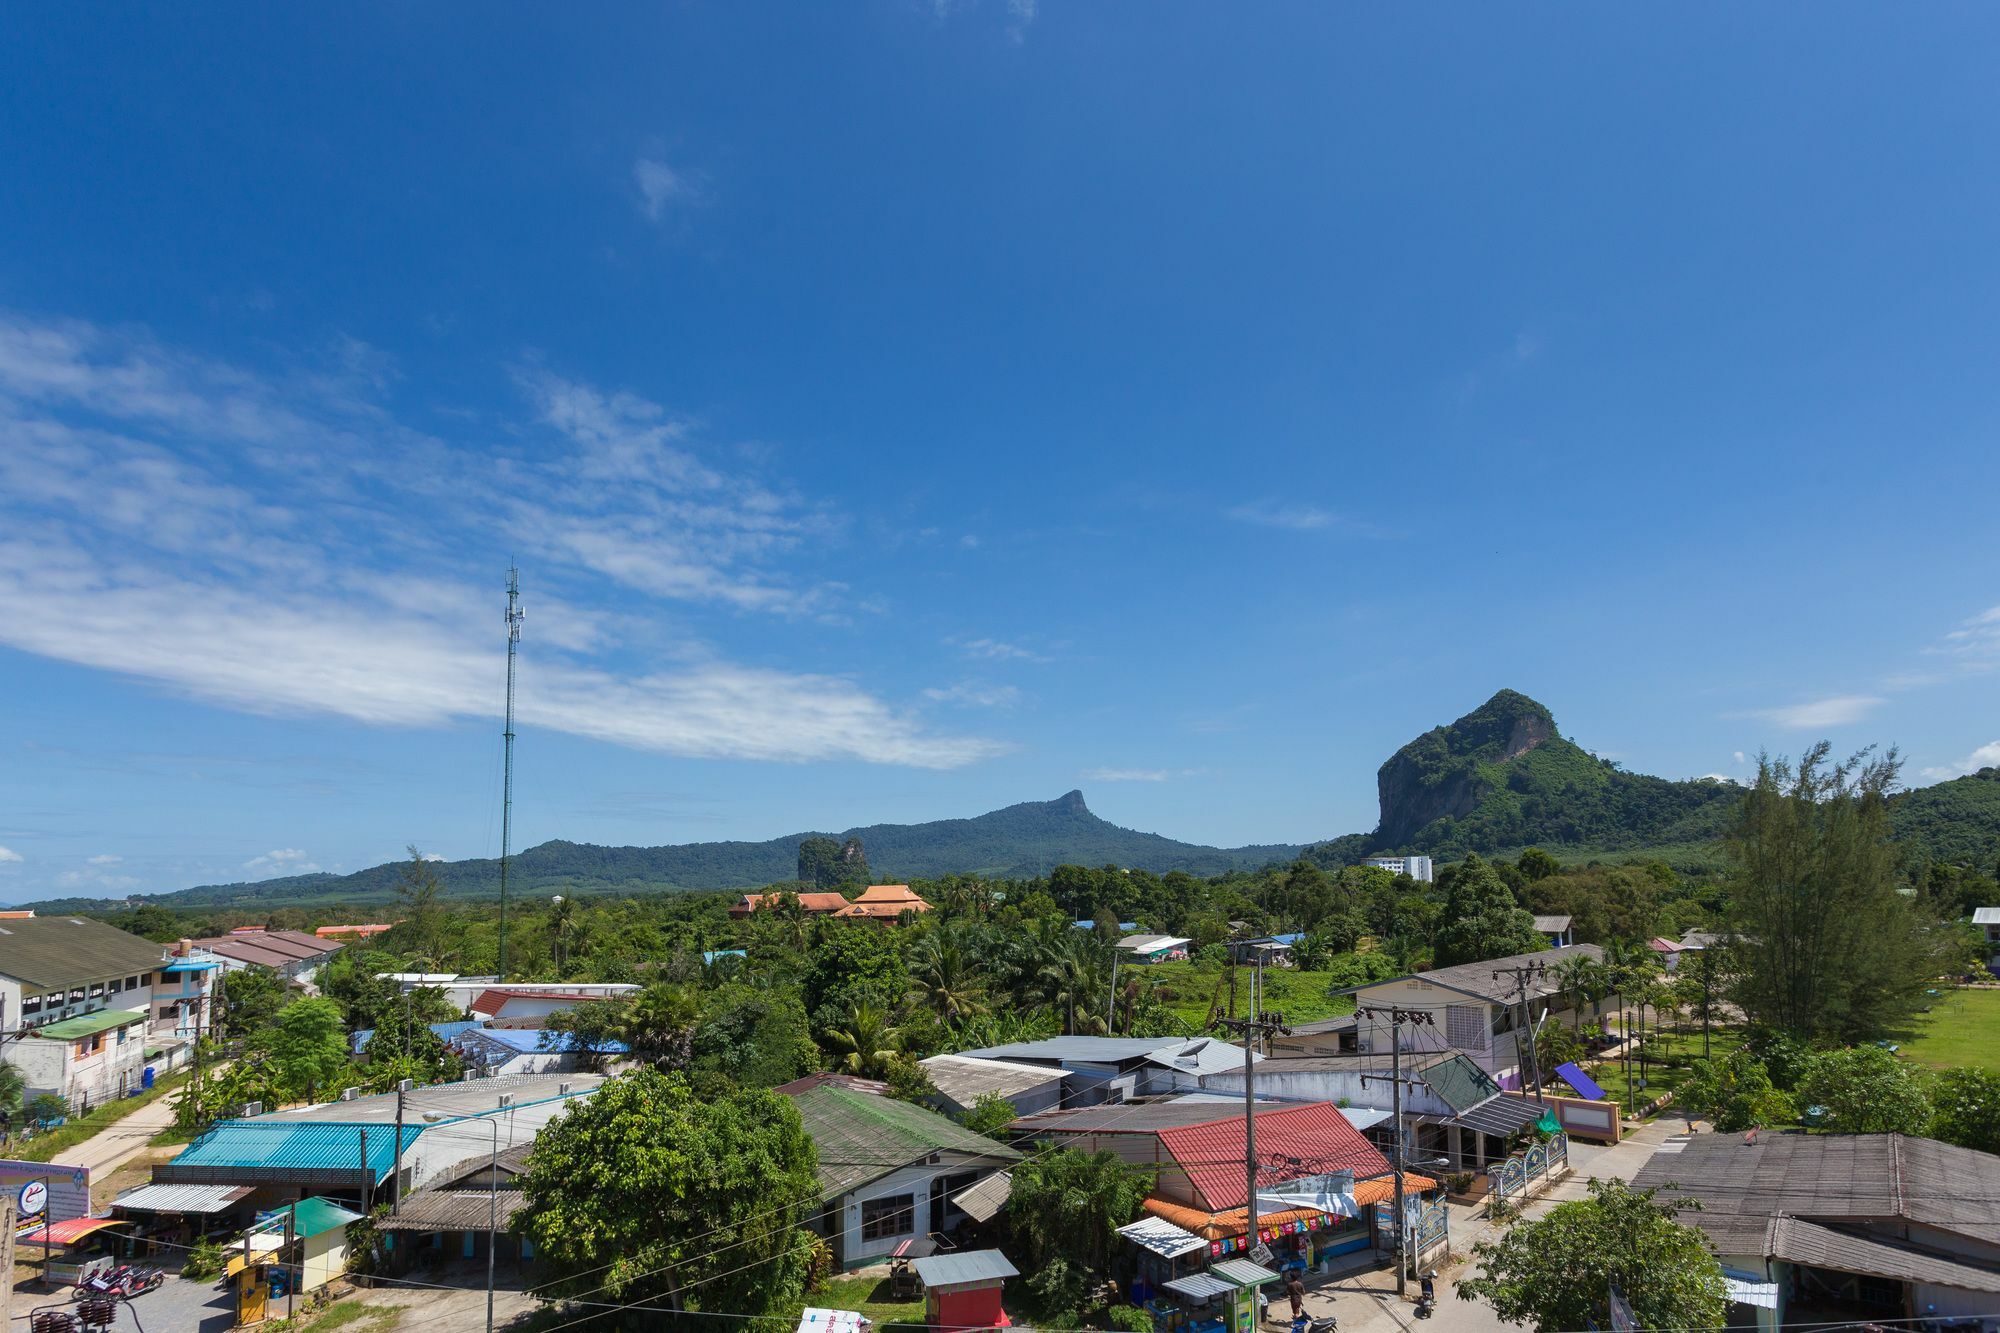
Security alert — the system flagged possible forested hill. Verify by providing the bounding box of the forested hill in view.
[48,791,1308,909]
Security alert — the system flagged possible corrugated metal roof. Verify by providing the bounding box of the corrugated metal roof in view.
[1211,1257,1282,1287]
[1010,1100,1300,1136]
[255,1196,363,1238]
[1766,1217,2000,1293]
[1973,907,2000,925]
[31,1008,147,1040]
[1532,915,1572,932]
[376,1190,524,1233]
[1145,1038,1258,1077]
[352,1020,483,1055]
[1117,1216,1208,1259]
[0,917,168,990]
[1154,1103,1394,1212]
[1424,1054,1505,1114]
[1163,1272,1235,1301]
[910,1248,1018,1288]
[1345,944,1606,1003]
[781,1082,1020,1198]
[21,1216,131,1246]
[112,1183,252,1214]
[920,1054,1067,1106]
[950,1171,1013,1223]
[163,1120,420,1184]
[957,1036,1185,1064]
[1448,1095,1544,1138]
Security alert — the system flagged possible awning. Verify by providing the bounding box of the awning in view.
[1449,1095,1545,1138]
[1256,1171,1359,1219]
[20,1217,131,1247]
[1163,1272,1236,1302]
[950,1171,1013,1224]
[1726,1278,1780,1309]
[1118,1216,1208,1260]
[113,1183,253,1215]
[1211,1258,1282,1288]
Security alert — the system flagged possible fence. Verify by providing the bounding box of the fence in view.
[1488,1130,1569,1207]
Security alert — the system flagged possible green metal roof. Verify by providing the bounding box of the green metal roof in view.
[1425,1053,1504,1114]
[32,1009,147,1040]
[254,1196,363,1239]
[784,1083,1021,1197]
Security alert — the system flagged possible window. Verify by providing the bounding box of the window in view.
[116,1026,128,1045]
[138,973,152,987]
[21,996,41,1016]
[68,989,85,1004]
[88,983,104,998]
[860,1194,915,1242]
[109,978,122,994]
[1447,1005,1488,1050]
[127,975,140,989]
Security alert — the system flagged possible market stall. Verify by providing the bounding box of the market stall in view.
[18,1216,135,1286]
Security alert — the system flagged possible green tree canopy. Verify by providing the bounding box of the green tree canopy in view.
[1433,855,1545,967]
[1005,1147,1154,1313]
[518,1069,819,1318]
[1677,1049,1795,1132]
[1458,1179,1726,1333]
[217,967,292,1039]
[1726,746,1940,1043]
[1794,1046,1933,1134]
[268,998,351,1101]
[1929,1066,2000,1155]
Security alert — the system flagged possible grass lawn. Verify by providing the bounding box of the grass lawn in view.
[1897,987,2000,1073]
[1139,960,1355,1032]
[10,1072,189,1164]
[814,1274,925,1326]
[1578,1023,1746,1117]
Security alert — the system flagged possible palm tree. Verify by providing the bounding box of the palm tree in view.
[828,1001,901,1078]
[622,984,701,1071]
[909,933,989,1023]
[1037,931,1112,1035]
[1554,955,1609,1035]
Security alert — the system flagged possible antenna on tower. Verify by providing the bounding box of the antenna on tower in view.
[498,565,523,980]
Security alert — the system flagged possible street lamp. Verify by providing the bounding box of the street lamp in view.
[425,1096,511,1333]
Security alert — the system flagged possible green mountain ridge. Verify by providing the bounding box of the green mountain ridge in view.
[28,690,2000,911]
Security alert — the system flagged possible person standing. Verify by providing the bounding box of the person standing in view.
[1287,1271,1307,1322]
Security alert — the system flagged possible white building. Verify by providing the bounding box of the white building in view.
[1364,855,1435,882]
[10,1008,153,1110]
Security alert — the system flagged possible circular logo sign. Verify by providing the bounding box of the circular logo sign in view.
[18,1180,47,1216]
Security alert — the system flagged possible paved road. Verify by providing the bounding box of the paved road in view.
[54,1092,185,1178]
[1285,1118,1693,1333]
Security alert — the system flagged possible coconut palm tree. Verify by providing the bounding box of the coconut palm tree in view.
[827,1001,901,1079]
[909,933,990,1023]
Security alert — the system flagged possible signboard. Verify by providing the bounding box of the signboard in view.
[0,1159,89,1229]
[18,1180,47,1217]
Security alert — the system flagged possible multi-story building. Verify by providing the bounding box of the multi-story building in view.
[0,915,177,1037]
[1363,854,1435,882]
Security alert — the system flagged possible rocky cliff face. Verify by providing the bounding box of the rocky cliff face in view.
[1373,690,1556,846]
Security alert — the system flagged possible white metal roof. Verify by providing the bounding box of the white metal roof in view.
[1117,1216,1208,1259]
[111,1183,253,1214]
[1117,934,1192,953]
[1973,907,2000,925]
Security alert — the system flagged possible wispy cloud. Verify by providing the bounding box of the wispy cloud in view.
[0,846,21,864]
[1081,767,1173,783]
[1005,0,1037,42]
[244,848,318,873]
[1920,740,2000,783]
[952,636,1052,664]
[1225,499,1337,531]
[0,311,1004,770]
[924,682,1021,709]
[632,156,701,222]
[86,854,122,865]
[1741,695,1885,729]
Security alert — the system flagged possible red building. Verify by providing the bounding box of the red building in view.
[912,1250,1017,1331]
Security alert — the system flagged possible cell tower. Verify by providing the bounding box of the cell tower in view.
[498,566,524,980]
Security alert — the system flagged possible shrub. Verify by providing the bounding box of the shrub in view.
[183,1237,224,1281]
[1108,1304,1155,1332]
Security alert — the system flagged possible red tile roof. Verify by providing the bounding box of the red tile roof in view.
[833,885,932,918]
[468,988,617,1017]
[1153,1102,1394,1212]
[729,891,851,916]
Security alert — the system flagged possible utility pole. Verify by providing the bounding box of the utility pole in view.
[1219,967,1288,1265]
[390,1078,413,1215]
[1360,1005,1435,1298]
[1492,962,1551,1103]
[1699,952,1713,1059]
[497,566,524,981]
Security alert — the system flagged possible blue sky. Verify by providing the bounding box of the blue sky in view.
[2,4,1998,902]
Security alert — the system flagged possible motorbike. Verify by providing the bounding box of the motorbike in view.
[1290,1317,1337,1333]
[1413,1274,1438,1320]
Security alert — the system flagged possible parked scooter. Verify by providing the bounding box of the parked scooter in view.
[1290,1317,1338,1333]
[1413,1274,1438,1320]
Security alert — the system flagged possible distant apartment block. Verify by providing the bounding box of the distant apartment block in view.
[1365,854,1435,882]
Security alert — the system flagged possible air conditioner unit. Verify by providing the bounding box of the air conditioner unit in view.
[338,1087,360,1102]
[242,1101,263,1117]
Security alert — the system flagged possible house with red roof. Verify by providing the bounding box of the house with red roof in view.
[467,988,617,1028]
[728,891,852,918]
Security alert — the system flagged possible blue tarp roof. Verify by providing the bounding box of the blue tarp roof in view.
[160,960,220,973]
[1554,1061,1607,1101]
[351,1020,482,1055]
[702,950,746,963]
[1072,920,1139,931]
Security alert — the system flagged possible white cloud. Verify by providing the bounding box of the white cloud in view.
[1920,740,2000,783]
[55,868,139,890]
[953,636,1051,664]
[633,157,698,222]
[1742,695,1885,729]
[1081,767,1171,783]
[1225,499,1335,531]
[0,846,21,864]
[421,853,446,862]
[923,682,1021,709]
[0,311,1004,771]
[1006,0,1037,41]
[1732,751,1747,765]
[86,854,122,865]
[244,848,319,874]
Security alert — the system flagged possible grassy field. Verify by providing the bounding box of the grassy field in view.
[10,1072,188,1164]
[814,1274,925,1326]
[1582,1024,1746,1114]
[1137,960,1356,1032]
[1897,987,2000,1072]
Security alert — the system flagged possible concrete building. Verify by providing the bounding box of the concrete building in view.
[467,988,618,1028]
[1342,944,1614,1086]
[1633,1133,2000,1330]
[1974,907,2000,969]
[778,1074,1020,1270]
[1364,855,1435,883]
[0,915,174,1036]
[10,1008,153,1110]
[1532,915,1573,948]
[952,1036,1257,1107]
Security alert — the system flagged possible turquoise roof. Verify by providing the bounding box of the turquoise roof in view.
[169,1119,422,1183]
